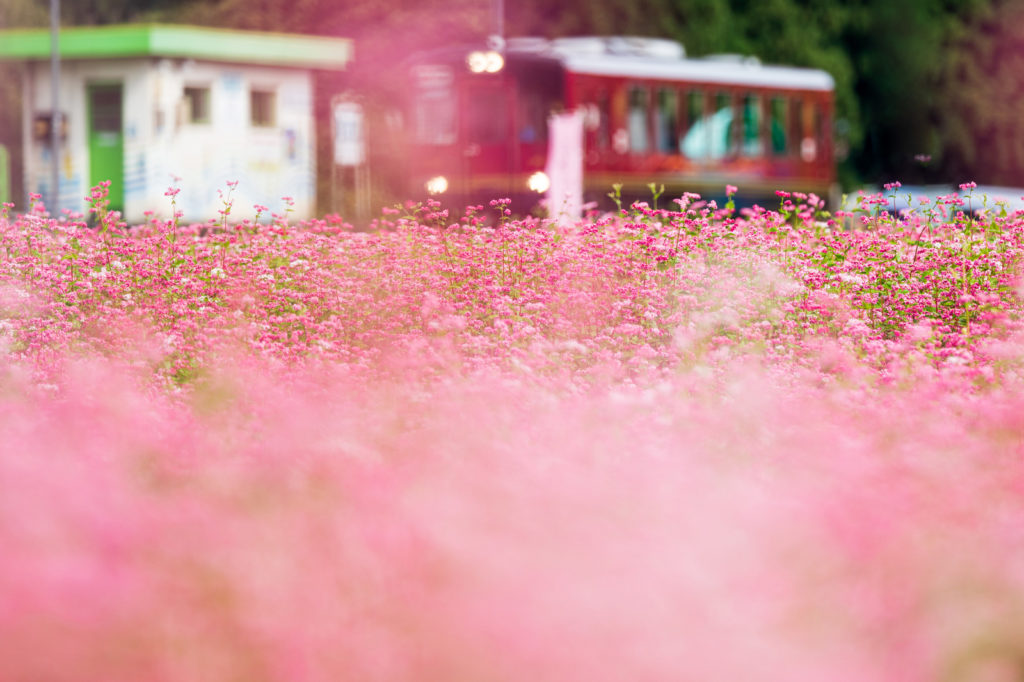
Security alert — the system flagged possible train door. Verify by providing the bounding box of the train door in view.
[460,79,512,199]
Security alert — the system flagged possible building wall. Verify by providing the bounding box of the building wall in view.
[24,58,151,217]
[25,58,316,223]
[149,59,316,223]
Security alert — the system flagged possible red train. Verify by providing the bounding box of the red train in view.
[400,36,836,212]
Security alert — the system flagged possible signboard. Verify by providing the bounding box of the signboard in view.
[333,100,365,167]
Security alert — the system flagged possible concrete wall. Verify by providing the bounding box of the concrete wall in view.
[24,58,316,223]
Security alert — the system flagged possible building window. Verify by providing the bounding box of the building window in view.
[251,89,276,127]
[183,86,210,124]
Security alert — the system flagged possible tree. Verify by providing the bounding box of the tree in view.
[934,0,1024,185]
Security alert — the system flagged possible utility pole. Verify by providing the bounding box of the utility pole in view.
[49,0,60,216]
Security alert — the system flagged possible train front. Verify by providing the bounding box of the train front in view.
[404,45,564,215]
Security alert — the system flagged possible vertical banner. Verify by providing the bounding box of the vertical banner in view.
[545,109,583,224]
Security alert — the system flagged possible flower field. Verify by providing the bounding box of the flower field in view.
[3,185,1024,681]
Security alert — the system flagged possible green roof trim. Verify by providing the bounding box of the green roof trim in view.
[0,23,352,69]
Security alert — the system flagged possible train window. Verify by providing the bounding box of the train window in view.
[628,86,649,153]
[815,104,828,160]
[611,88,628,153]
[680,90,706,159]
[800,99,819,162]
[597,92,610,150]
[741,95,763,157]
[518,90,548,144]
[466,89,509,144]
[655,88,678,154]
[790,96,804,158]
[769,97,787,155]
[414,89,456,145]
[512,61,562,147]
[713,92,735,159]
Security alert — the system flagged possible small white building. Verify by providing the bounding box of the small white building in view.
[0,24,352,222]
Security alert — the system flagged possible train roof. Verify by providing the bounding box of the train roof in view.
[506,36,835,92]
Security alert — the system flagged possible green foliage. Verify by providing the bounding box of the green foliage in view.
[934,0,1024,185]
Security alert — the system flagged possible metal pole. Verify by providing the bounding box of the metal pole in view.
[49,0,60,216]
[495,0,504,44]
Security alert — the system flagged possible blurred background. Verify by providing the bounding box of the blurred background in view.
[0,0,1020,213]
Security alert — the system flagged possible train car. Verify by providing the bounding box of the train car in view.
[403,36,836,212]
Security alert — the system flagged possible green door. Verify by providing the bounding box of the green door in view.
[87,84,124,213]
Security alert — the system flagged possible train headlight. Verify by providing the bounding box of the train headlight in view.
[484,51,504,73]
[467,50,504,74]
[527,171,550,193]
[425,176,449,195]
[467,51,488,73]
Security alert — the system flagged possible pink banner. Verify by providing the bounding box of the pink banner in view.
[545,110,584,224]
